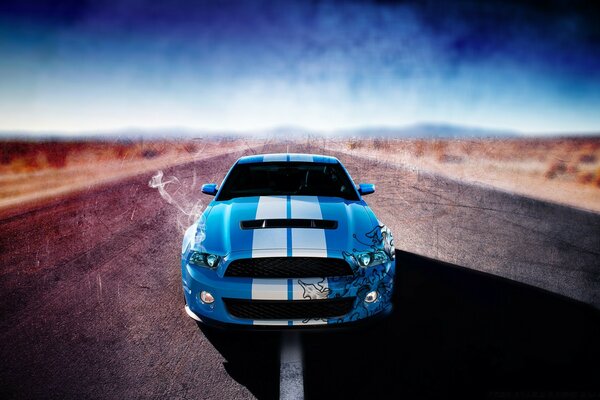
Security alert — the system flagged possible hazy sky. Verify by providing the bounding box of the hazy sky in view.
[1,0,599,135]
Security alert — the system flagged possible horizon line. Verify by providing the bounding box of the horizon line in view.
[0,122,599,139]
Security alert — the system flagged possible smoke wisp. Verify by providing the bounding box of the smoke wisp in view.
[149,170,204,232]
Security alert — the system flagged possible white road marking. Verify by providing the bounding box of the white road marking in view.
[280,332,304,400]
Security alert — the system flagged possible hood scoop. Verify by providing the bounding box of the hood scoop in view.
[240,219,338,230]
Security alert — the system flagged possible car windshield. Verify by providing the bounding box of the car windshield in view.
[217,162,359,201]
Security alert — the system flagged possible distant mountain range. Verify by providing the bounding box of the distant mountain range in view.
[3,123,598,139]
[332,123,521,138]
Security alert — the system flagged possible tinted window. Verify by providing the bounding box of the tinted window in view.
[217,162,359,201]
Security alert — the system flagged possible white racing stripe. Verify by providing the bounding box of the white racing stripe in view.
[252,196,288,258]
[263,154,288,162]
[288,154,313,162]
[290,196,327,257]
[251,279,288,300]
[253,320,290,326]
[251,319,328,326]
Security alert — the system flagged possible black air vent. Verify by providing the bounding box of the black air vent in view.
[225,257,353,278]
[224,297,356,320]
[240,219,337,230]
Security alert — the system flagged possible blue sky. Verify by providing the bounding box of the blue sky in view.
[0,0,599,135]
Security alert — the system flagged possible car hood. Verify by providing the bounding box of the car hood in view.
[192,196,380,256]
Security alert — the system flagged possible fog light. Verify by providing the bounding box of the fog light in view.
[364,290,378,303]
[200,291,215,304]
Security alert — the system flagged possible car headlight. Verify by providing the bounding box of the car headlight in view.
[188,250,221,269]
[354,250,390,267]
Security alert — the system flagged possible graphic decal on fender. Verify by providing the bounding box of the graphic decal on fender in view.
[351,224,396,260]
[328,224,396,323]
[297,279,331,300]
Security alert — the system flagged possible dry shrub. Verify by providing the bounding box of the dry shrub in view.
[1,142,48,171]
[579,154,597,164]
[437,154,463,163]
[432,140,455,162]
[460,140,474,156]
[544,161,567,179]
[141,149,159,159]
[1,142,34,165]
[347,140,362,150]
[139,142,166,159]
[184,142,199,154]
[414,140,425,157]
[566,164,579,174]
[372,138,390,151]
[45,143,69,168]
[113,143,135,159]
[14,155,40,172]
[432,140,447,158]
[577,172,594,184]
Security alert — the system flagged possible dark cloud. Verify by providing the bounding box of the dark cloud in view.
[0,0,599,132]
[2,0,598,73]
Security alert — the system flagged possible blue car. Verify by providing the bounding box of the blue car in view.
[181,153,395,328]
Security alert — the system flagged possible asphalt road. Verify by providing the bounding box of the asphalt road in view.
[328,147,600,307]
[1,143,599,399]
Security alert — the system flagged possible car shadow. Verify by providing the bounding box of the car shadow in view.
[199,325,281,400]
[303,250,600,399]
[200,250,600,399]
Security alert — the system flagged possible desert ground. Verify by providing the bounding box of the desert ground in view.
[0,138,263,217]
[2,136,599,217]
[325,137,600,212]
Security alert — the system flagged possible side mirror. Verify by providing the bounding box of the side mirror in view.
[358,183,375,196]
[201,183,218,196]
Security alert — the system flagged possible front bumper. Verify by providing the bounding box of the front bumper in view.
[185,303,393,331]
[182,255,395,327]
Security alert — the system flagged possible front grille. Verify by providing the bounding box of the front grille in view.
[224,257,353,278]
[224,297,356,320]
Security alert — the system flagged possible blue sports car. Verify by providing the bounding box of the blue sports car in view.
[181,153,395,328]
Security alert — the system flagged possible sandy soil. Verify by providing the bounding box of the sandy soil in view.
[0,138,263,217]
[3,136,598,215]
[324,137,600,213]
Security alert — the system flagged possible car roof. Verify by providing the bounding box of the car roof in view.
[237,153,340,164]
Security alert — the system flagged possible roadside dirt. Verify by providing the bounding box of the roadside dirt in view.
[325,137,600,212]
[0,138,261,218]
